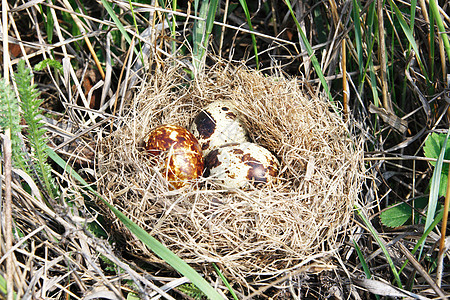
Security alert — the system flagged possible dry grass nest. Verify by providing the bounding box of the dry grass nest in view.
[96,61,364,284]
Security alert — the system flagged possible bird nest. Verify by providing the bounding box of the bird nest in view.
[96,61,363,287]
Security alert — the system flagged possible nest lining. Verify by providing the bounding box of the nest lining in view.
[97,61,363,282]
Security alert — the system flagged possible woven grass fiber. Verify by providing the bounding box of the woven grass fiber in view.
[96,60,363,285]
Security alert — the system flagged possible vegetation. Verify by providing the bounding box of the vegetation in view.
[0,0,449,298]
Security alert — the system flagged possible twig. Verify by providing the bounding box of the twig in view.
[397,242,448,299]
[60,0,105,80]
[112,35,135,119]
[218,0,230,57]
[342,38,348,117]
[2,0,9,81]
[437,148,450,286]
[3,129,14,300]
[377,0,392,113]
[364,155,450,164]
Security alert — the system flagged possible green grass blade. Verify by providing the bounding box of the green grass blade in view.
[388,0,428,81]
[127,0,144,65]
[47,149,224,300]
[351,0,363,79]
[192,0,206,72]
[100,0,139,57]
[284,0,333,103]
[362,1,380,107]
[429,6,436,82]
[429,0,450,62]
[398,209,444,274]
[237,0,259,68]
[419,129,450,258]
[353,240,371,278]
[213,263,239,300]
[171,0,178,54]
[409,0,417,30]
[46,5,54,43]
[353,240,381,299]
[192,0,219,75]
[0,273,17,300]
[355,203,402,288]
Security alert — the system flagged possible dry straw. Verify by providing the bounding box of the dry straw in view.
[96,60,363,286]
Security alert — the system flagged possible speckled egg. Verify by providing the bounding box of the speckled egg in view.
[190,100,249,155]
[142,125,203,189]
[204,142,279,189]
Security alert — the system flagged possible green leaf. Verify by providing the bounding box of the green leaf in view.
[15,60,57,199]
[47,149,224,300]
[34,59,63,73]
[352,0,363,78]
[423,132,450,196]
[380,203,411,228]
[126,292,140,300]
[420,128,450,258]
[178,283,206,300]
[423,132,450,165]
[0,78,29,172]
[0,272,17,300]
[438,172,449,197]
[46,5,54,43]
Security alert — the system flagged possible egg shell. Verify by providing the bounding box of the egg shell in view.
[204,142,279,189]
[142,125,203,189]
[190,100,249,155]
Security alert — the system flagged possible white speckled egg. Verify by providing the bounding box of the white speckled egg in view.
[204,142,279,189]
[190,100,249,155]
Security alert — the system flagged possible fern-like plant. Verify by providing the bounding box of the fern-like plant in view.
[178,283,206,300]
[0,78,29,173]
[14,60,57,200]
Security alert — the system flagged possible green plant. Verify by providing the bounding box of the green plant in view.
[14,60,58,200]
[380,198,431,228]
[353,240,380,299]
[178,283,206,300]
[284,0,333,103]
[423,132,450,196]
[0,78,29,173]
[237,0,259,68]
[0,60,59,200]
[380,132,449,229]
[0,273,17,300]
[355,204,402,288]
[213,263,239,300]
[100,254,125,273]
[380,131,447,260]
[192,0,219,75]
[34,59,63,73]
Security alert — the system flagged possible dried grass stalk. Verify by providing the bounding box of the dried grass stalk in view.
[96,60,364,285]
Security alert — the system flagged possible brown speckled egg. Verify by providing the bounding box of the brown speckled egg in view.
[204,142,279,189]
[190,100,249,155]
[142,125,203,189]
